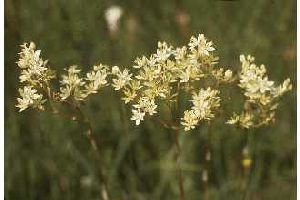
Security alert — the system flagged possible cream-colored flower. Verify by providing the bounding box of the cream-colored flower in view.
[122,88,137,104]
[226,113,240,125]
[85,64,109,95]
[174,46,188,61]
[179,68,191,83]
[181,110,199,131]
[224,70,233,81]
[227,55,292,129]
[272,78,292,97]
[133,56,149,69]
[227,112,254,129]
[111,66,120,75]
[16,86,46,112]
[130,109,145,125]
[115,34,226,129]
[133,97,157,116]
[121,80,142,103]
[154,41,173,62]
[239,112,254,129]
[59,65,86,101]
[16,42,57,112]
[212,68,233,82]
[112,67,132,90]
[17,42,55,85]
[181,88,220,131]
[188,34,215,56]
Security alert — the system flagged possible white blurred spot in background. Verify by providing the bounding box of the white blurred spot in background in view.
[105,5,123,38]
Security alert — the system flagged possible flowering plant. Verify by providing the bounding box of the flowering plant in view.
[112,34,234,132]
[15,34,292,200]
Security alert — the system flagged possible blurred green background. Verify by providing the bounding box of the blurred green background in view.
[5,0,296,199]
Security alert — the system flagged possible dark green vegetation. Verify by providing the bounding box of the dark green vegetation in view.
[5,0,296,199]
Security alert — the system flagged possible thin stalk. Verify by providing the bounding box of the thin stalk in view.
[43,84,110,200]
[203,124,212,200]
[73,104,110,200]
[174,127,185,200]
[241,129,253,200]
[173,82,185,200]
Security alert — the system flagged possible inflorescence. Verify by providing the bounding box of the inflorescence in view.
[16,34,292,132]
[226,55,292,129]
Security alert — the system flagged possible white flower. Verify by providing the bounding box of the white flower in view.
[174,46,187,61]
[113,34,226,130]
[181,110,199,131]
[272,78,292,97]
[179,69,190,83]
[154,42,173,62]
[59,65,86,101]
[85,64,109,95]
[17,42,53,84]
[112,68,132,90]
[133,97,158,116]
[130,109,145,125]
[224,70,233,80]
[191,88,220,119]
[19,70,32,83]
[133,56,149,69]
[181,88,220,131]
[60,85,72,100]
[16,86,46,112]
[226,113,240,125]
[227,55,292,129]
[239,112,254,129]
[111,66,120,74]
[188,34,215,56]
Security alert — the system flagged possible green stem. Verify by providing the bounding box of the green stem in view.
[203,124,212,200]
[44,91,110,200]
[73,103,110,200]
[173,82,185,200]
[242,129,254,200]
[174,127,185,200]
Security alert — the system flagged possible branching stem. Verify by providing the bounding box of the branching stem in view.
[44,91,110,200]
[72,103,110,200]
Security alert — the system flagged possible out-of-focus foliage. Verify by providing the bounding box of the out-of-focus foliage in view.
[5,0,296,199]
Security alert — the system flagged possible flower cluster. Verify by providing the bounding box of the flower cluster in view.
[112,34,231,130]
[16,35,292,133]
[111,66,132,91]
[227,55,292,128]
[16,42,109,112]
[85,64,109,95]
[211,68,234,83]
[59,64,109,101]
[16,42,55,112]
[16,86,46,112]
[16,42,56,85]
[181,88,220,131]
[60,65,85,101]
